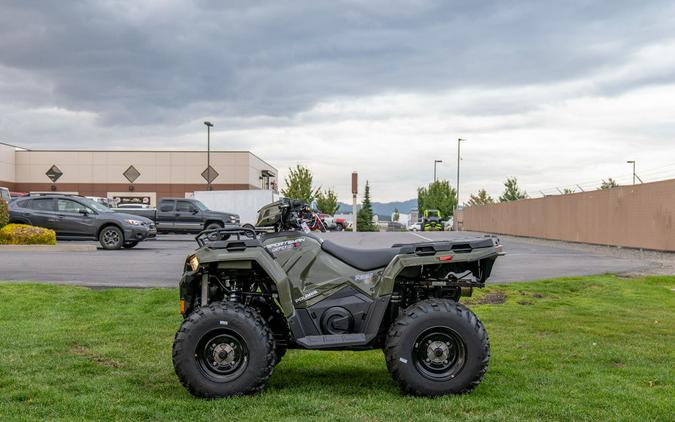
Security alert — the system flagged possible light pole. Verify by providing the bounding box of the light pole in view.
[433,160,443,182]
[627,160,636,185]
[457,138,467,208]
[204,121,214,191]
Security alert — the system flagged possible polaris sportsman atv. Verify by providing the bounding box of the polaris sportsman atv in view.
[172,198,501,398]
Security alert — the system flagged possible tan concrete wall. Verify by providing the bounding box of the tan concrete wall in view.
[463,179,675,251]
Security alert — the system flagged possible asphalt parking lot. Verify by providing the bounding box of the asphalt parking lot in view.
[0,231,658,288]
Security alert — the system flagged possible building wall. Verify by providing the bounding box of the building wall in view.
[0,143,16,189]
[0,146,277,202]
[463,179,675,251]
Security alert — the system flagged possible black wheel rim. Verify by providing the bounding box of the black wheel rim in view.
[196,329,249,382]
[413,326,466,381]
[102,229,120,247]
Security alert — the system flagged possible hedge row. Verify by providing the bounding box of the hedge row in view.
[0,199,8,228]
[0,224,57,245]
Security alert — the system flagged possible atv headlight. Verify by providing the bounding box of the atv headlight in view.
[188,255,200,272]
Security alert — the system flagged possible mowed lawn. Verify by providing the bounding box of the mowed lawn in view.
[0,276,673,421]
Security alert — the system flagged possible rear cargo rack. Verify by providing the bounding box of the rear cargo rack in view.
[195,226,258,248]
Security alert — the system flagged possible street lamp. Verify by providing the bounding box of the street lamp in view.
[433,160,443,182]
[457,138,467,208]
[204,121,214,191]
[627,160,636,185]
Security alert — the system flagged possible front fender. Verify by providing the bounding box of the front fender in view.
[193,246,295,317]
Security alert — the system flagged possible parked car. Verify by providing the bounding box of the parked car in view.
[0,187,9,203]
[8,194,157,249]
[10,192,28,201]
[115,197,239,233]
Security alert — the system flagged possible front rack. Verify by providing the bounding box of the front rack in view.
[195,226,258,247]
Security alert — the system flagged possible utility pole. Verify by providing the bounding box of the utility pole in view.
[433,160,442,182]
[352,172,358,232]
[456,138,467,209]
[627,160,636,185]
[204,121,214,191]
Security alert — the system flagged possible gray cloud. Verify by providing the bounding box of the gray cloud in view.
[2,0,674,128]
[2,1,675,201]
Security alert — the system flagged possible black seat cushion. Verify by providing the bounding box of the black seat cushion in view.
[321,240,400,271]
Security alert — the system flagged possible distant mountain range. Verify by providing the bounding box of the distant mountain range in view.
[337,198,417,218]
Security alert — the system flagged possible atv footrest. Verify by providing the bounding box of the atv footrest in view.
[296,333,367,349]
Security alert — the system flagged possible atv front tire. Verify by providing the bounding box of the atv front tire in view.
[172,302,275,398]
[385,299,489,396]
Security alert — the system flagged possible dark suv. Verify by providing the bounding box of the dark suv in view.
[8,194,157,249]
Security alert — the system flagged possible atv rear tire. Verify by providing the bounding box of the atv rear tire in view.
[172,302,275,398]
[384,299,489,396]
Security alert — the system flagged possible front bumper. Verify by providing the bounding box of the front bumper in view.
[123,224,157,241]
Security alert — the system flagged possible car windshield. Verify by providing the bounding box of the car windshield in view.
[79,197,113,213]
[193,200,208,211]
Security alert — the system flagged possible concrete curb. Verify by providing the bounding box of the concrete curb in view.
[0,244,97,252]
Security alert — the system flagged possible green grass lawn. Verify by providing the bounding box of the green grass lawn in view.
[0,276,673,421]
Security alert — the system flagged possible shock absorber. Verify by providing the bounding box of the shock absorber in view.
[390,291,402,320]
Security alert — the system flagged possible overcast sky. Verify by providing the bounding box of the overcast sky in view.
[2,1,675,202]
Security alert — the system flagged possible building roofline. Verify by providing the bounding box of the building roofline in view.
[0,141,29,150]
[11,148,276,171]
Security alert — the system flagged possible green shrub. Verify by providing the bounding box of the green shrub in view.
[0,224,56,245]
[0,200,8,228]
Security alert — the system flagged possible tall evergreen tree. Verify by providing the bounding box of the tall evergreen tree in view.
[357,181,377,232]
[499,177,528,202]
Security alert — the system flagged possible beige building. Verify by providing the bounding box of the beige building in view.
[0,142,277,206]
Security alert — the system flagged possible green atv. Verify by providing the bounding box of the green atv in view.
[172,198,501,398]
[421,209,443,231]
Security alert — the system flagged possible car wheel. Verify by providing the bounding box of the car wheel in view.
[385,299,490,396]
[123,241,139,249]
[172,302,275,398]
[99,226,124,250]
[336,223,344,231]
[205,222,223,231]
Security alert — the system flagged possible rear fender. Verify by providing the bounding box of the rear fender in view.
[376,247,499,297]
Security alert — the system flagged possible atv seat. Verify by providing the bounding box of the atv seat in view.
[321,240,401,271]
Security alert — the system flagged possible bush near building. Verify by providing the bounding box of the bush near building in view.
[0,224,56,245]
[0,199,8,228]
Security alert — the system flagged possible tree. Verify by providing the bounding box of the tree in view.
[315,188,339,215]
[599,178,619,190]
[392,208,400,222]
[499,177,528,202]
[466,189,494,207]
[417,180,457,218]
[281,165,319,204]
[357,181,377,232]
[562,188,575,194]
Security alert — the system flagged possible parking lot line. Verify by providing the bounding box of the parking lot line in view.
[409,232,433,241]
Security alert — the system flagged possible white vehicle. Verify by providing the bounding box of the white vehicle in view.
[193,190,278,228]
[408,222,421,231]
[0,187,10,202]
[116,203,150,209]
[86,196,114,208]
